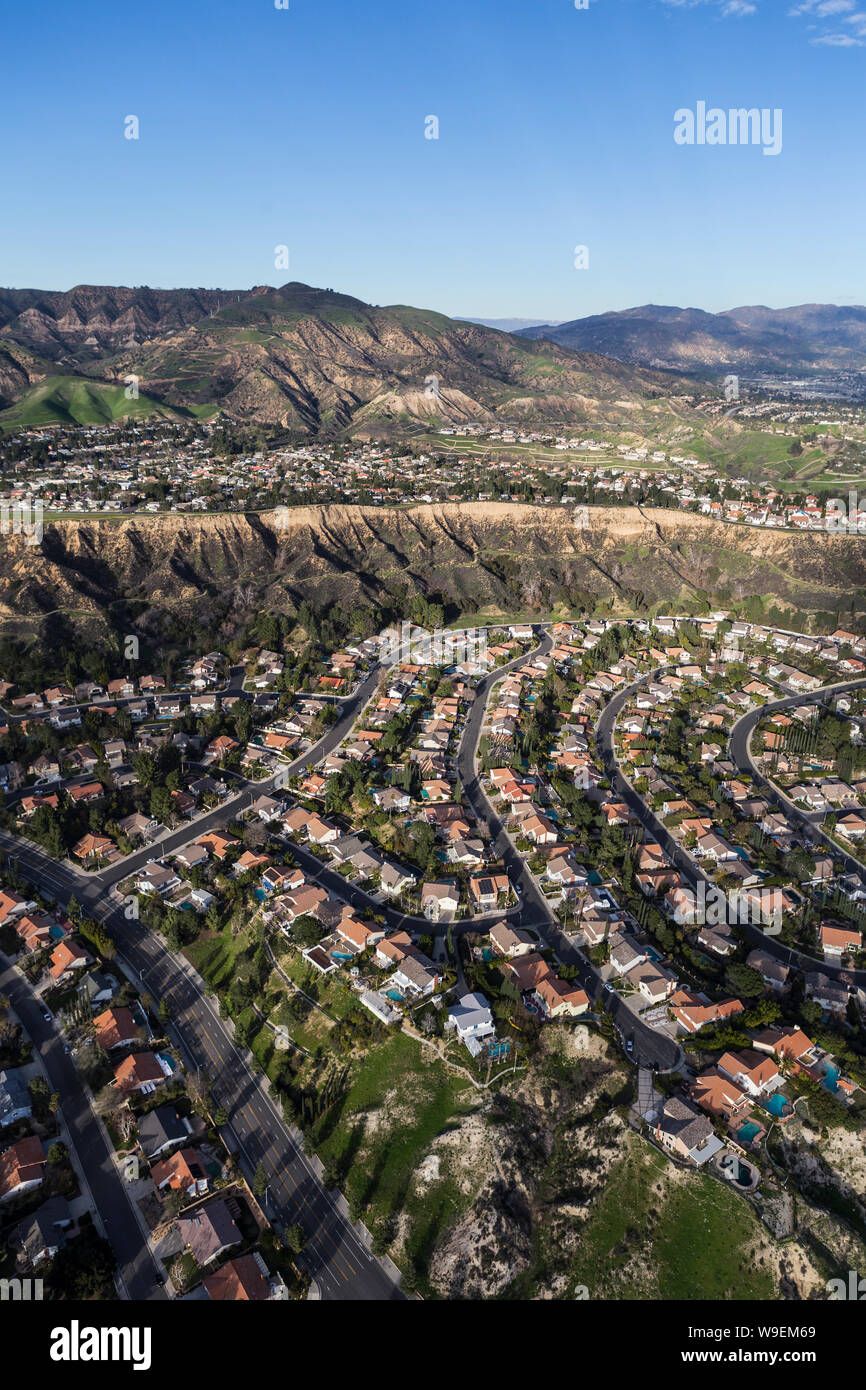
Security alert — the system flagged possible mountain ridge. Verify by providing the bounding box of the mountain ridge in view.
[516,302,866,374]
[0,281,709,436]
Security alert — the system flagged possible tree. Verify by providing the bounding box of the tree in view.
[253,1162,269,1197]
[724,962,765,999]
[285,1223,306,1254]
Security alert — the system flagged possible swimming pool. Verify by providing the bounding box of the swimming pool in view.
[762,1093,788,1117]
[822,1064,840,1092]
[737,1122,760,1144]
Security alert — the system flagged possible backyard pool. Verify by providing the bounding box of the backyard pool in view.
[822,1064,840,1092]
[737,1122,761,1145]
[762,1093,788,1117]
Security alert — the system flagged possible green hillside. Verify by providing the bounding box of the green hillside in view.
[0,375,188,431]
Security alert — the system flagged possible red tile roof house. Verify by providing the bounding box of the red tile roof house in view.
[819,923,862,959]
[689,1070,751,1124]
[335,912,385,954]
[751,1026,818,1070]
[669,993,744,1035]
[113,1052,169,1095]
[72,833,117,865]
[195,833,234,861]
[717,1049,783,1099]
[66,781,105,806]
[0,1136,46,1202]
[532,973,590,1020]
[93,1006,142,1051]
[49,940,92,983]
[150,1147,209,1198]
[203,1252,277,1302]
[15,912,57,952]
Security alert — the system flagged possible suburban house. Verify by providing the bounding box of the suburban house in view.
[819,923,862,959]
[12,1195,72,1266]
[532,973,590,1019]
[178,1199,241,1266]
[489,921,534,958]
[114,1052,172,1095]
[0,1068,33,1128]
[136,863,182,896]
[805,971,849,1016]
[654,1097,725,1166]
[420,880,460,921]
[668,993,744,1035]
[717,1049,783,1098]
[445,992,496,1055]
[203,1252,278,1302]
[0,1136,46,1203]
[49,940,92,983]
[93,1006,142,1051]
[379,862,417,898]
[137,1106,195,1160]
[151,1146,209,1198]
[690,1070,751,1123]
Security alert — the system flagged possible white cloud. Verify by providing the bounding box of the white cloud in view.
[810,27,865,38]
[659,0,755,9]
[790,0,854,12]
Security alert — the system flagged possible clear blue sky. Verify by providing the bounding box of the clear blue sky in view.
[1,0,863,318]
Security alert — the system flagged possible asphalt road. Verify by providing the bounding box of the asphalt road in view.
[727,673,866,987]
[456,636,679,1073]
[0,956,165,1301]
[596,670,866,992]
[0,663,403,1301]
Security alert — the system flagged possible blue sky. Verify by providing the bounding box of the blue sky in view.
[1,0,863,318]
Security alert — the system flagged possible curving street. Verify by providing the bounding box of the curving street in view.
[596,669,866,991]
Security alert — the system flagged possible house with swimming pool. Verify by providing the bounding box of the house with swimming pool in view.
[690,1070,751,1125]
[717,1049,784,1100]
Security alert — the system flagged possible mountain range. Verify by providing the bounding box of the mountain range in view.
[516,303,866,375]
[0,283,703,437]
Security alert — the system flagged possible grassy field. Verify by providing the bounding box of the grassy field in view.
[560,1134,776,1300]
[184,927,250,991]
[309,1030,478,1283]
